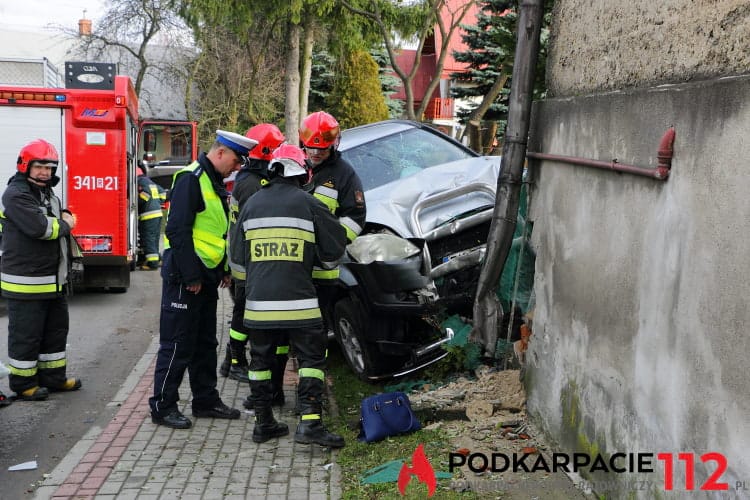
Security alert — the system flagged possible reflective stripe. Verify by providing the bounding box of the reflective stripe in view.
[276,345,289,355]
[9,365,36,376]
[244,227,315,243]
[243,308,321,322]
[139,209,163,221]
[1,273,56,285]
[312,267,339,280]
[229,261,246,280]
[299,367,324,381]
[43,216,59,240]
[8,358,36,369]
[340,216,362,242]
[229,328,248,342]
[145,254,160,262]
[149,185,161,198]
[246,298,319,311]
[139,191,150,201]
[314,185,338,200]
[243,217,314,232]
[248,369,272,381]
[39,351,65,361]
[39,358,66,369]
[340,216,362,236]
[301,413,321,420]
[313,191,338,213]
[1,272,60,294]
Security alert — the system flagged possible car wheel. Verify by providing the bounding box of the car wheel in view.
[334,298,375,381]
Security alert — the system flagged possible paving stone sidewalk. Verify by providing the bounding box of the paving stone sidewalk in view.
[34,290,342,500]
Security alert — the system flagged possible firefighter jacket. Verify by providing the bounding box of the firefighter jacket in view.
[227,159,269,281]
[0,173,73,299]
[310,151,366,280]
[137,174,165,222]
[162,153,229,289]
[241,177,347,329]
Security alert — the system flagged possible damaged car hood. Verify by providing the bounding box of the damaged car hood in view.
[364,156,501,238]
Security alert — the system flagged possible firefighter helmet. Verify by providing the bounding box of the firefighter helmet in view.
[17,139,59,175]
[268,144,310,179]
[245,124,285,161]
[299,111,340,150]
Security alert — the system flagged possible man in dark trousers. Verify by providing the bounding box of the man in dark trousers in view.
[240,144,347,447]
[1,139,82,401]
[136,167,166,270]
[148,130,256,429]
[221,123,286,392]
[299,111,366,331]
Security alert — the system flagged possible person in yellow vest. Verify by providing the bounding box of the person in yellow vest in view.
[148,130,257,429]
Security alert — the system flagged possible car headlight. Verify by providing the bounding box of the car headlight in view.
[347,233,421,264]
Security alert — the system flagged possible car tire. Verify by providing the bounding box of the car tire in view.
[333,298,376,382]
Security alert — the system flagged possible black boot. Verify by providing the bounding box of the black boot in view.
[270,353,287,406]
[227,340,249,382]
[219,342,231,377]
[294,419,345,448]
[243,391,284,410]
[252,406,289,443]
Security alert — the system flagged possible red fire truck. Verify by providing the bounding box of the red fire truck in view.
[0,62,140,291]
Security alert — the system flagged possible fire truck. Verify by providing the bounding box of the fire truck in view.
[0,61,141,291]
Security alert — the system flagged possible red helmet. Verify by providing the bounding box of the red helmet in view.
[136,167,145,176]
[299,111,340,149]
[269,144,310,179]
[245,124,285,161]
[17,139,59,174]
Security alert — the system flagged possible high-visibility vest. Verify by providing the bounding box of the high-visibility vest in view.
[164,162,228,268]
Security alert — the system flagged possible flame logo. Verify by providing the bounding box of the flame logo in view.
[398,444,437,497]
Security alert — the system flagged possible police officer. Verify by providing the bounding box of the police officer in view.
[1,139,82,401]
[240,144,347,446]
[221,124,286,393]
[136,167,166,270]
[299,111,366,329]
[148,130,256,429]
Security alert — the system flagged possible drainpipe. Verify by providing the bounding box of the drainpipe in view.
[526,127,676,180]
[471,0,544,357]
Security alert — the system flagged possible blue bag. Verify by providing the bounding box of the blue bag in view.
[358,391,421,443]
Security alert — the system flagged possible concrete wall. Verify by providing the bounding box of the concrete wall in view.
[526,72,750,494]
[546,0,750,97]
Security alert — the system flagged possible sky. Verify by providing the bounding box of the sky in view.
[0,0,105,31]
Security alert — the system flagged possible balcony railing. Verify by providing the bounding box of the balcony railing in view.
[423,97,454,120]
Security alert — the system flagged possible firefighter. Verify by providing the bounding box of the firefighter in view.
[299,111,366,330]
[1,139,82,401]
[240,144,347,446]
[136,167,166,270]
[148,130,256,429]
[221,124,290,401]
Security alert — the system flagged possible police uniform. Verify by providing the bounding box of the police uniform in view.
[149,129,255,428]
[1,171,75,394]
[137,172,166,269]
[241,173,346,443]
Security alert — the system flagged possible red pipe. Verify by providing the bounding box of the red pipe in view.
[526,127,676,181]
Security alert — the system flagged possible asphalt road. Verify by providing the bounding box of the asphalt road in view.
[0,269,162,500]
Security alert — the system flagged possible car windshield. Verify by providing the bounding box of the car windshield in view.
[340,127,476,190]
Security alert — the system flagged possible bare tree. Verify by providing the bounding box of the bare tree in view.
[56,0,191,116]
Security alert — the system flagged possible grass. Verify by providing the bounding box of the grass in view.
[326,345,493,499]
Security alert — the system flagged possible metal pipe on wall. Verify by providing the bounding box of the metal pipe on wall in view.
[527,127,676,180]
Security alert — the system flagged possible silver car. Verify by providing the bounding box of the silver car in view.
[329,120,502,381]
